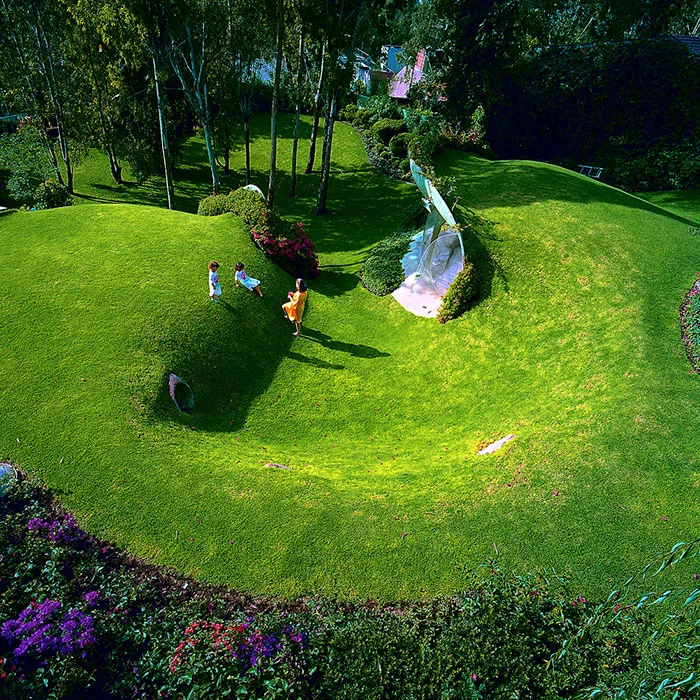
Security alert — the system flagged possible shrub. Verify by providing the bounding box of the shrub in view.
[361,230,415,296]
[389,132,411,158]
[251,220,319,280]
[228,188,285,237]
[33,179,71,210]
[680,280,700,373]
[1,475,698,700]
[0,120,57,207]
[371,118,406,145]
[437,261,479,323]
[606,140,700,191]
[339,103,360,123]
[197,192,235,216]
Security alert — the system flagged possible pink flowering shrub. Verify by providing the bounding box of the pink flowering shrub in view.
[250,220,319,280]
[680,278,700,372]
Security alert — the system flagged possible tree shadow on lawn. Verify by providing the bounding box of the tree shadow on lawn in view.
[299,327,391,359]
[634,190,700,224]
[436,152,699,227]
[311,268,361,298]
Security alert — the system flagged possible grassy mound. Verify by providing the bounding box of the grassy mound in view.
[1,118,700,600]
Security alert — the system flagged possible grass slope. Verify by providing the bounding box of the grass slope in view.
[1,118,699,600]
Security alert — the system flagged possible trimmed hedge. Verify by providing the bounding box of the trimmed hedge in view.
[437,261,479,323]
[196,192,235,217]
[371,118,406,145]
[361,230,415,296]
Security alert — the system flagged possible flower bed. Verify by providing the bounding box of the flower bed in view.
[679,278,700,373]
[1,473,697,699]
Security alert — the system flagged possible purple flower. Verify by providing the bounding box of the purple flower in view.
[26,513,85,543]
[83,591,100,607]
[2,600,96,661]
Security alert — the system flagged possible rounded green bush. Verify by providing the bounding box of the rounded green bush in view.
[389,132,411,158]
[197,192,235,216]
[361,230,415,296]
[371,118,406,145]
[34,179,71,210]
[437,261,479,323]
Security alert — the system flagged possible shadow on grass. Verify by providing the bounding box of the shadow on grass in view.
[456,204,510,302]
[634,190,700,225]
[136,281,295,432]
[312,269,360,298]
[300,327,390,358]
[287,351,345,370]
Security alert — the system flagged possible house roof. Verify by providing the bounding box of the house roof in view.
[388,50,427,100]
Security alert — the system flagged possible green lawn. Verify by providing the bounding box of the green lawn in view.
[636,189,700,223]
[1,116,699,600]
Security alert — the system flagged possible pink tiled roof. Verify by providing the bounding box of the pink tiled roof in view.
[388,50,426,99]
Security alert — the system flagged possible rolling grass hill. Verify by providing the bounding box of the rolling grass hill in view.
[1,116,699,600]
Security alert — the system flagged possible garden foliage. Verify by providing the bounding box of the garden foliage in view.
[0,121,71,209]
[487,38,700,191]
[6,474,698,699]
[680,279,700,373]
[437,260,479,323]
[361,230,416,296]
[341,100,493,181]
[198,188,319,279]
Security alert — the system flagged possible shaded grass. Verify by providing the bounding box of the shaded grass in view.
[1,119,699,600]
[635,189,700,223]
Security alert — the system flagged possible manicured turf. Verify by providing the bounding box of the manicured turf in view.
[1,116,699,600]
[636,189,700,223]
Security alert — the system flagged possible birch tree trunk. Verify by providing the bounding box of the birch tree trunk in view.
[316,87,338,215]
[289,27,304,197]
[267,0,284,208]
[152,53,175,210]
[305,39,325,175]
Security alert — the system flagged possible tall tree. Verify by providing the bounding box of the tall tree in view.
[168,0,223,194]
[315,0,372,215]
[62,0,147,184]
[289,2,305,197]
[304,36,326,174]
[0,0,78,191]
[267,0,284,208]
[0,0,64,184]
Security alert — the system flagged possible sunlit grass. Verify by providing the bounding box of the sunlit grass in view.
[1,117,699,599]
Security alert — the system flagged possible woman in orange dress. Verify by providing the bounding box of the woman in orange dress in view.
[282,278,308,336]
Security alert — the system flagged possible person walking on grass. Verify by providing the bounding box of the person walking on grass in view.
[282,278,308,336]
[208,260,221,302]
[234,262,263,297]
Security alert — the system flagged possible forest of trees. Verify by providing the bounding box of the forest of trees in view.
[1,0,699,210]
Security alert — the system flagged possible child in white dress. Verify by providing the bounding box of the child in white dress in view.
[234,262,263,297]
[208,260,221,302]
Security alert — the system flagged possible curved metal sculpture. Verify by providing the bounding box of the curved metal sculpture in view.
[408,160,465,296]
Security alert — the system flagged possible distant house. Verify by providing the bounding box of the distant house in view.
[352,49,376,92]
[381,45,405,75]
[387,49,429,100]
